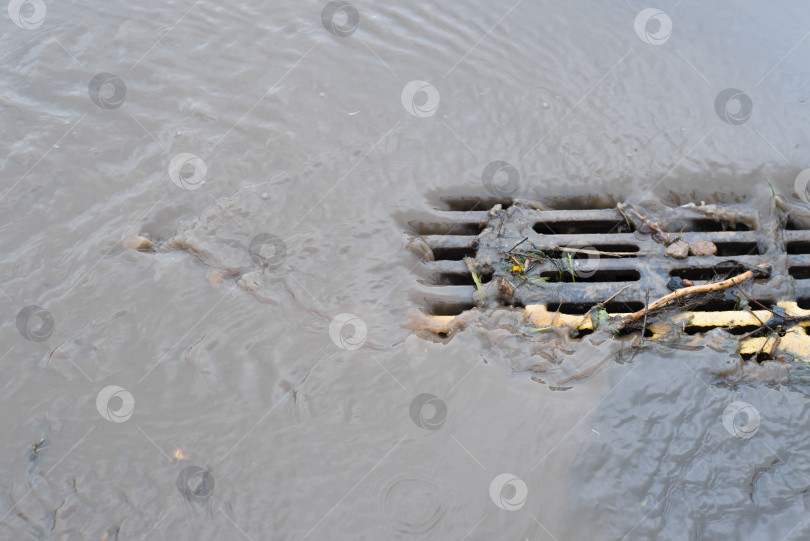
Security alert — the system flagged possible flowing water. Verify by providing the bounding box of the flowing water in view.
[2,0,810,539]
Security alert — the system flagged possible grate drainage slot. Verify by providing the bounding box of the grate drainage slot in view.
[714,242,760,256]
[670,267,767,282]
[424,235,477,260]
[557,302,646,314]
[664,218,750,232]
[787,241,810,255]
[786,219,810,231]
[686,299,774,312]
[685,325,760,336]
[538,244,640,258]
[432,246,476,260]
[441,197,512,212]
[424,301,476,317]
[534,220,628,235]
[789,267,810,280]
[432,272,493,286]
[411,221,483,236]
[538,269,641,283]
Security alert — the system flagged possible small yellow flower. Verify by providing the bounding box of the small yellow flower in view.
[510,265,522,273]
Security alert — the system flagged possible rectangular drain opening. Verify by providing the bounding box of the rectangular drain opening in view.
[685,325,760,336]
[410,221,482,236]
[431,246,476,261]
[423,301,476,317]
[789,267,810,279]
[544,244,640,258]
[440,197,512,212]
[670,268,719,281]
[538,269,641,282]
[433,272,494,286]
[787,241,810,255]
[541,196,621,210]
[686,299,775,312]
[715,242,760,256]
[670,268,767,282]
[786,219,810,231]
[557,301,646,314]
[534,220,628,235]
[663,218,750,232]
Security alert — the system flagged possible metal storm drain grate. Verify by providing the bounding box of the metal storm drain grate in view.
[408,196,810,361]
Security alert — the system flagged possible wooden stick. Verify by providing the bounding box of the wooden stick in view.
[733,281,810,323]
[603,284,630,304]
[614,263,769,329]
[628,209,667,237]
[743,308,778,336]
[641,287,649,343]
[572,285,631,331]
[738,325,767,341]
[558,247,649,257]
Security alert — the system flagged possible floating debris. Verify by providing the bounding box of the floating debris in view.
[30,438,48,460]
[406,237,434,261]
[122,235,154,250]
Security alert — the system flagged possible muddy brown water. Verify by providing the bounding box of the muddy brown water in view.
[2,0,810,539]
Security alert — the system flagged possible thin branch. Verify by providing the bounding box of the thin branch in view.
[603,285,630,304]
[558,247,649,257]
[628,208,667,238]
[572,285,631,332]
[613,263,769,330]
[507,237,529,253]
[743,307,779,335]
[733,281,810,323]
[641,287,650,343]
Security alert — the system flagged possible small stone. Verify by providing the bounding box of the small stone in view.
[667,276,686,291]
[498,277,515,299]
[122,235,154,250]
[689,240,717,256]
[665,239,689,259]
[261,192,269,199]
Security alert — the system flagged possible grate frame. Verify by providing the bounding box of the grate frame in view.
[409,198,810,360]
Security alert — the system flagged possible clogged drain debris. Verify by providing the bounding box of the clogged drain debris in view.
[408,196,810,361]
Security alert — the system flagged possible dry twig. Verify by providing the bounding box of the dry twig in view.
[613,263,769,331]
[572,285,631,331]
[558,246,650,257]
[640,287,650,343]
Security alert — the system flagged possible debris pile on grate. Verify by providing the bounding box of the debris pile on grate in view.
[408,196,810,360]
